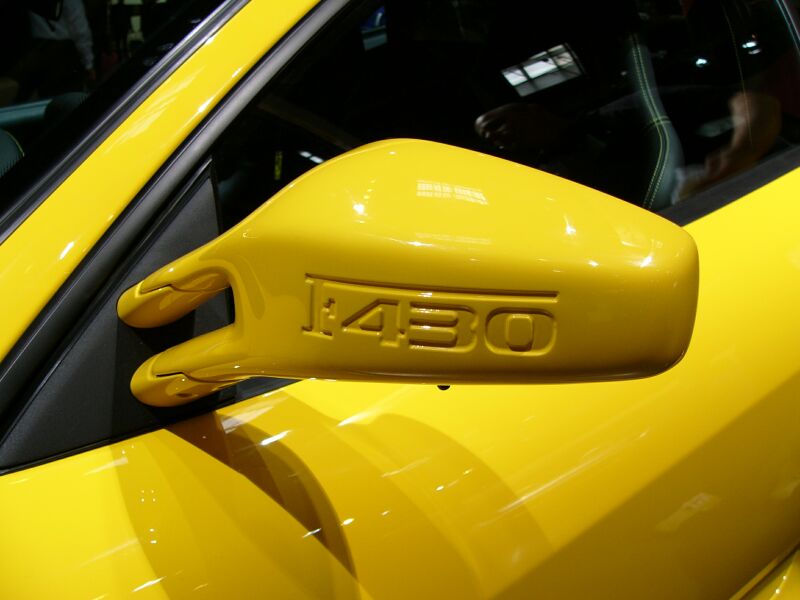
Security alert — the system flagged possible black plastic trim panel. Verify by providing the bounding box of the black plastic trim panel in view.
[0,379,292,475]
[0,163,220,470]
[0,0,249,245]
[661,147,800,225]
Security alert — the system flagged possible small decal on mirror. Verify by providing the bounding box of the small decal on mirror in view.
[303,276,557,357]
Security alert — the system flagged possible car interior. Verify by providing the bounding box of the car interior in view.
[211,0,799,229]
[0,0,798,226]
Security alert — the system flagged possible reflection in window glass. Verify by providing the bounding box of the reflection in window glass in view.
[502,44,584,96]
[211,0,800,226]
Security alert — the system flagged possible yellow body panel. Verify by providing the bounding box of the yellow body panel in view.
[0,0,318,362]
[0,429,364,599]
[2,169,799,598]
[0,0,798,598]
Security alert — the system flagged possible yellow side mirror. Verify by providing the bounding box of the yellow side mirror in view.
[118,139,698,406]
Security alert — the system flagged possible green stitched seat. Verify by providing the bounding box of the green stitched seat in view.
[625,34,684,211]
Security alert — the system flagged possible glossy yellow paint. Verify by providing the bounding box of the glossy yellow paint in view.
[0,428,365,599]
[2,168,798,598]
[0,0,319,363]
[0,0,797,597]
[117,140,698,406]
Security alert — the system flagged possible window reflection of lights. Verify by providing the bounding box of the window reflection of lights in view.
[502,44,583,97]
[416,180,487,204]
[504,68,527,86]
[524,60,558,79]
[741,38,762,55]
[298,150,324,164]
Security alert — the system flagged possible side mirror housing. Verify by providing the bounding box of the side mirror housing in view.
[119,139,698,406]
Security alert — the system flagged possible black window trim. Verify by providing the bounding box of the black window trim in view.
[0,0,251,247]
[661,145,800,225]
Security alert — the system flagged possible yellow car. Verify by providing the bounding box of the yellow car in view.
[0,1,799,598]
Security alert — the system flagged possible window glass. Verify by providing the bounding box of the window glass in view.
[0,0,226,213]
[213,0,800,226]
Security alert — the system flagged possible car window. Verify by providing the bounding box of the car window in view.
[0,0,228,220]
[211,0,800,228]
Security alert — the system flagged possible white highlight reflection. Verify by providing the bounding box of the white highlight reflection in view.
[59,241,75,260]
[416,180,487,204]
[260,430,290,447]
[132,577,165,593]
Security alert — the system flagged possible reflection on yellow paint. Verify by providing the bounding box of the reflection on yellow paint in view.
[416,232,492,246]
[657,492,721,533]
[416,180,488,204]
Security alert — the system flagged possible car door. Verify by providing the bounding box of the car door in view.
[1,0,800,599]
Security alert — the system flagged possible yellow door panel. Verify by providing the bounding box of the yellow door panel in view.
[3,167,799,598]
[0,428,363,599]
[0,0,798,595]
